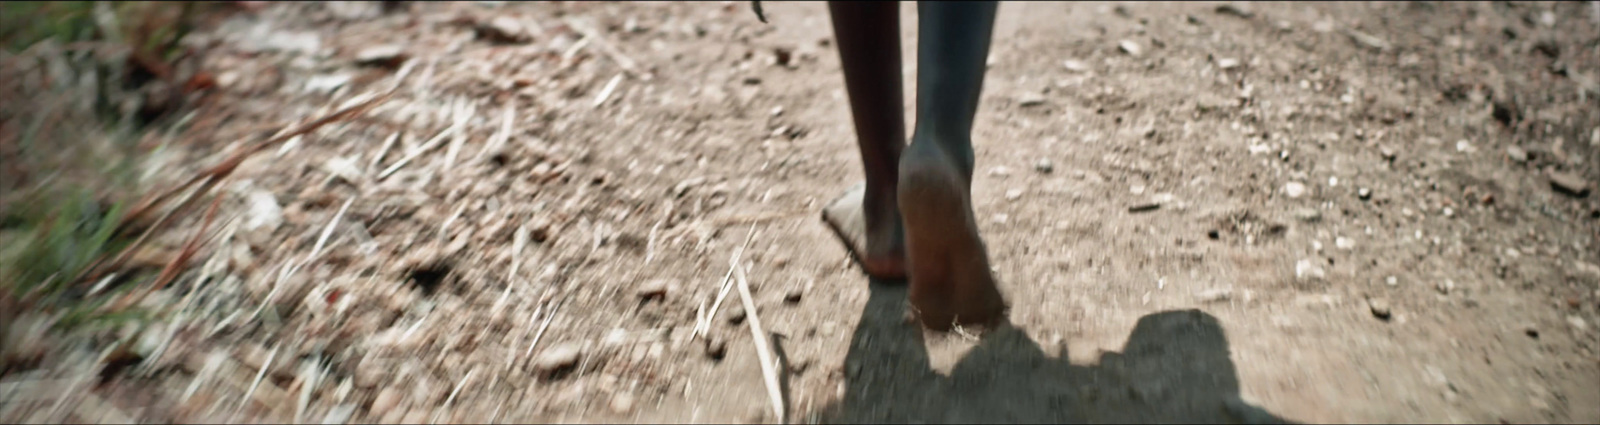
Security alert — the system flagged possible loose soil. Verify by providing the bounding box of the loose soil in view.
[4,1,1598,424]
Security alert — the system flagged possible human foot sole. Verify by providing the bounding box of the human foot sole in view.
[898,151,1008,330]
[822,183,908,280]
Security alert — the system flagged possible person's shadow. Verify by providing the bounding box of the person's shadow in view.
[801,279,1297,424]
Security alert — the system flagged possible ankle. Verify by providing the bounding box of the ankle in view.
[903,136,975,180]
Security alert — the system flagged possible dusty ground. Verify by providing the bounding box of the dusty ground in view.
[3,1,1599,424]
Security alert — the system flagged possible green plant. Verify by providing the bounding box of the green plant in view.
[0,1,220,333]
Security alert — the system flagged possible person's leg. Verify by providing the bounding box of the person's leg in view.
[900,0,1006,329]
[826,1,908,279]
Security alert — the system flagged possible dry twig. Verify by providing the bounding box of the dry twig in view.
[734,262,785,423]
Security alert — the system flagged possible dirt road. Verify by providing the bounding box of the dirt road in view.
[6,1,1596,424]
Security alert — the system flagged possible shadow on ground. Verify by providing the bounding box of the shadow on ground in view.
[803,280,1295,424]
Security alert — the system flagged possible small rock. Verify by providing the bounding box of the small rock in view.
[355,44,407,67]
[636,278,676,302]
[784,288,803,304]
[1335,237,1355,250]
[1017,92,1046,107]
[322,157,363,184]
[1293,208,1322,223]
[258,31,323,55]
[1345,28,1390,51]
[610,392,636,413]
[1128,202,1160,213]
[1367,297,1392,320]
[1005,188,1025,201]
[1435,279,1455,295]
[1524,325,1540,339]
[1547,170,1591,197]
[243,189,285,233]
[1507,146,1529,162]
[305,74,352,94]
[1455,140,1476,154]
[478,16,530,43]
[704,336,728,360]
[1569,316,1589,332]
[1385,275,1398,286]
[727,306,747,325]
[1062,59,1090,73]
[788,357,815,374]
[1216,57,1241,70]
[992,213,1010,224]
[988,166,1013,177]
[1034,158,1054,174]
[1283,182,1307,198]
[1117,40,1143,56]
[371,388,403,418]
[1295,259,1327,282]
[1357,187,1372,200]
[1215,4,1254,18]
[1379,145,1397,161]
[1194,288,1233,303]
[532,343,583,377]
[769,106,784,117]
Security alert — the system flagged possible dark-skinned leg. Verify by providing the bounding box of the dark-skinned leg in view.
[827,1,908,279]
[900,0,1007,330]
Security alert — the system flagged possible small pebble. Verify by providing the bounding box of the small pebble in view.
[1062,59,1090,73]
[532,343,583,377]
[354,44,407,67]
[1385,275,1399,286]
[1194,288,1233,303]
[1435,279,1454,295]
[992,213,1010,224]
[784,288,803,304]
[1295,259,1326,282]
[1568,316,1589,332]
[636,279,676,302]
[1018,92,1047,107]
[1118,40,1143,56]
[1368,297,1392,320]
[1294,208,1323,223]
[704,336,728,360]
[1128,202,1161,213]
[1006,188,1025,201]
[1336,237,1355,250]
[1035,158,1054,174]
[1379,146,1398,161]
[371,387,403,418]
[1547,170,1591,197]
[727,306,747,325]
[988,166,1013,177]
[1507,146,1528,162]
[1216,57,1241,70]
[1284,182,1306,198]
[1357,187,1372,200]
[610,392,636,413]
[1215,3,1254,18]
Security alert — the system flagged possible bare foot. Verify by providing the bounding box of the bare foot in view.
[897,144,1008,330]
[822,183,908,279]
